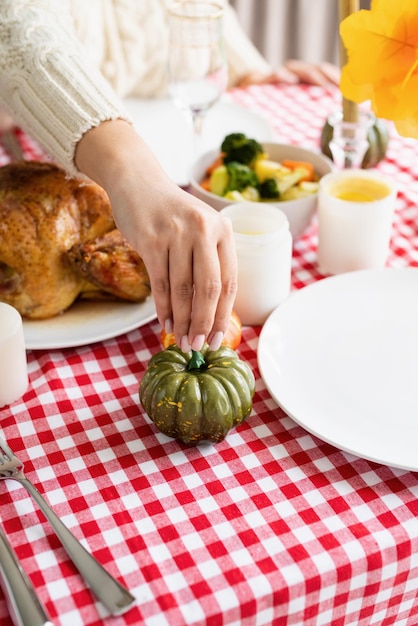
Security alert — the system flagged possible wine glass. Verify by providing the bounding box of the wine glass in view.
[167,1,228,155]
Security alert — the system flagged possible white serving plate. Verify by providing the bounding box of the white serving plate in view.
[24,298,157,350]
[258,268,418,471]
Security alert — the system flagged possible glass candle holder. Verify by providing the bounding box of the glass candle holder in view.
[0,303,28,407]
[220,202,292,325]
[327,110,375,169]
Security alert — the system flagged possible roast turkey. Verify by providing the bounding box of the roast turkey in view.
[0,161,150,319]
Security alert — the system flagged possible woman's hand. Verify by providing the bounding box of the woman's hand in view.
[237,60,341,88]
[75,119,237,352]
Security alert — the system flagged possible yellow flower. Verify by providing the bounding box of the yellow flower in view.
[340,0,418,138]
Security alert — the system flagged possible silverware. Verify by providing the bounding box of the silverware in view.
[0,437,135,616]
[0,526,52,626]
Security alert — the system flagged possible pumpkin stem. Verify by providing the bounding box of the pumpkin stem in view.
[188,350,205,370]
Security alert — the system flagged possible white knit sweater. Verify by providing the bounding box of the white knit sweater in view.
[0,0,271,175]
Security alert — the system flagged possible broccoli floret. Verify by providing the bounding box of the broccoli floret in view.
[259,177,280,199]
[221,133,263,165]
[225,161,259,193]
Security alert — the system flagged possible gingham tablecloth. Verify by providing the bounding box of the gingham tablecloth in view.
[1,85,418,626]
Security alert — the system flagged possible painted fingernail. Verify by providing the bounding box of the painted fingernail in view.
[180,335,191,353]
[191,334,205,351]
[209,331,223,351]
[164,319,173,334]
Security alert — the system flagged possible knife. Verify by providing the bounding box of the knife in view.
[0,526,52,626]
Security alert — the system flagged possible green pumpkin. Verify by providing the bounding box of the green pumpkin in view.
[139,345,255,445]
[320,117,389,169]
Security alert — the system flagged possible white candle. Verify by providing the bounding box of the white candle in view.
[0,303,28,408]
[317,169,398,275]
[220,203,292,325]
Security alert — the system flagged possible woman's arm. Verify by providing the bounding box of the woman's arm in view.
[0,0,237,350]
[75,120,237,352]
[0,0,129,176]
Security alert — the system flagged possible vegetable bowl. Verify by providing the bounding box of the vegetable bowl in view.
[190,140,334,239]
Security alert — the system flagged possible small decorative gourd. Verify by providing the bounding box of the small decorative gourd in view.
[320,117,389,168]
[139,345,255,445]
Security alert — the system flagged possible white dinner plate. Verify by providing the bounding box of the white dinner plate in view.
[258,268,418,471]
[123,97,274,186]
[23,298,157,350]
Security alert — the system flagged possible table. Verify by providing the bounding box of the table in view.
[1,84,418,626]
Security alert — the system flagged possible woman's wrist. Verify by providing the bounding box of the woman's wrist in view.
[74,118,170,193]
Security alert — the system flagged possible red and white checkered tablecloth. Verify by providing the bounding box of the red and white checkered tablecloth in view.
[1,84,418,626]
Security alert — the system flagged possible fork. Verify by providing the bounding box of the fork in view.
[0,525,52,626]
[0,437,136,616]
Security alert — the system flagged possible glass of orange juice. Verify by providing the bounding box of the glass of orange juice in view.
[317,169,398,275]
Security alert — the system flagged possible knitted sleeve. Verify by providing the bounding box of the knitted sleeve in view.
[0,0,131,176]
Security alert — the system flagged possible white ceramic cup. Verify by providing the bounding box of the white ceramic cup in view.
[220,202,292,326]
[0,303,28,408]
[317,169,398,275]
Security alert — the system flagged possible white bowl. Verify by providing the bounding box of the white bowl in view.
[189,142,334,239]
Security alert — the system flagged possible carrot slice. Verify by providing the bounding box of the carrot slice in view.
[205,153,225,176]
[282,159,314,182]
[200,176,212,191]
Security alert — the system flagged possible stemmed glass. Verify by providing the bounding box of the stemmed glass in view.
[167,1,228,156]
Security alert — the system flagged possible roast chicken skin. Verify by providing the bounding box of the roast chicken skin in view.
[0,161,150,319]
[68,229,150,302]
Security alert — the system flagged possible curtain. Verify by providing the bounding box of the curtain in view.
[229,0,371,68]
